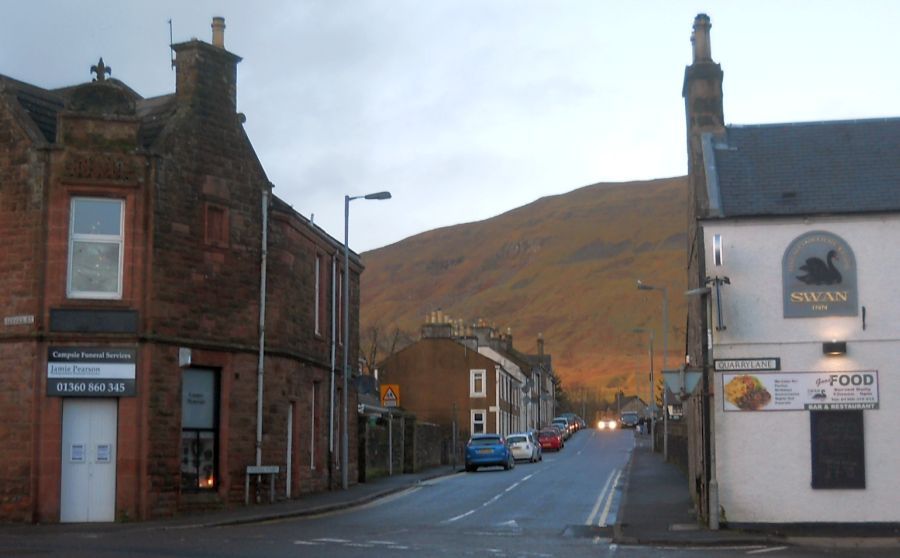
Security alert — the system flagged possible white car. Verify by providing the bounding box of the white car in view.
[507,432,541,462]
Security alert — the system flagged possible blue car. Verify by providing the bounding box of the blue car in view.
[465,434,515,472]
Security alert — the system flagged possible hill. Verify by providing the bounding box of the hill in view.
[360,177,688,402]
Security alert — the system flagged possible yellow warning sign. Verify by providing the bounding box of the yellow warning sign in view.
[380,384,400,408]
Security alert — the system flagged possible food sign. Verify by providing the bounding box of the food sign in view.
[723,371,878,412]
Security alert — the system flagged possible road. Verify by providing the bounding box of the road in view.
[1,429,895,557]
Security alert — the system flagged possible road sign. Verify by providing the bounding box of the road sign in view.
[663,368,702,395]
[380,384,400,408]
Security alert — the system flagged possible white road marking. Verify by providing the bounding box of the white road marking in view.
[444,471,536,523]
[445,509,476,523]
[747,546,789,555]
[293,540,322,545]
[314,538,350,543]
[597,469,623,526]
[585,469,617,525]
[367,540,399,545]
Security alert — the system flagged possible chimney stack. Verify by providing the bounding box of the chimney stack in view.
[537,333,545,362]
[211,17,226,48]
[691,13,712,63]
[172,17,242,113]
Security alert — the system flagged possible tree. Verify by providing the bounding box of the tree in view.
[360,321,413,375]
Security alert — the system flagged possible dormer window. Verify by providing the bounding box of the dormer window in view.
[67,197,124,299]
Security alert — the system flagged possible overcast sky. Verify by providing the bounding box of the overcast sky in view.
[3,1,899,251]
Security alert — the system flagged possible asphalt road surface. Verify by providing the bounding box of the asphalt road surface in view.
[1,429,895,557]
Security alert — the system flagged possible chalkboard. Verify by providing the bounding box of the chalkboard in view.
[810,410,865,489]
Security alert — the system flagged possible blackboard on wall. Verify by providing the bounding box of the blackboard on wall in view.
[810,410,865,489]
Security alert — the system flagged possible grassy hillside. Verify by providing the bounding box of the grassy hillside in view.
[360,177,688,401]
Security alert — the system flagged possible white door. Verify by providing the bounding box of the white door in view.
[61,399,118,522]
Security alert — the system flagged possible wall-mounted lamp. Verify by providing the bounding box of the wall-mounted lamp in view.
[822,341,847,356]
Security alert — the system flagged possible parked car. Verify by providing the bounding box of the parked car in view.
[465,434,515,472]
[618,412,640,429]
[546,424,567,443]
[507,432,541,462]
[537,428,564,451]
[559,412,586,431]
[551,417,572,439]
[526,430,543,461]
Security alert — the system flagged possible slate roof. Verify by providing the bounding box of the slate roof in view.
[0,73,175,149]
[705,117,900,218]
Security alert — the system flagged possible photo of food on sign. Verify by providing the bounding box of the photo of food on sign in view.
[725,375,772,410]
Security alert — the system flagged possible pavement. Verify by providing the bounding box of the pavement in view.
[612,431,900,550]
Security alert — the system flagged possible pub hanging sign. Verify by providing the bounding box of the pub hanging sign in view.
[782,231,857,318]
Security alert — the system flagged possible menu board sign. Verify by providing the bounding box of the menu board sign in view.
[722,371,878,412]
[810,410,865,489]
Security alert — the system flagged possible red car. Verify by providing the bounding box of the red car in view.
[538,428,564,451]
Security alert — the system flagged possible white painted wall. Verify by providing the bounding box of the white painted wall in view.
[703,215,900,524]
[478,347,528,432]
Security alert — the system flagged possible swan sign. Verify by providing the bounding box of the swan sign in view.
[782,231,858,318]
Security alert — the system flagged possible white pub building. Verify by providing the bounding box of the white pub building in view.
[683,14,900,529]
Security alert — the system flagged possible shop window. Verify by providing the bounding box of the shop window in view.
[471,410,486,434]
[67,197,124,299]
[470,369,486,397]
[181,368,219,491]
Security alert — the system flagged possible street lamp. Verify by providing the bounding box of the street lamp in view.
[342,191,391,490]
[631,327,655,452]
[637,279,669,461]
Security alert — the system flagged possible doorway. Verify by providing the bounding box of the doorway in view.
[60,398,118,522]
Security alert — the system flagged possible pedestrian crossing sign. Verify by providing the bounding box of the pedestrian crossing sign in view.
[380,384,400,408]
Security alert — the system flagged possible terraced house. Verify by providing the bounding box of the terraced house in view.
[0,19,360,522]
[377,314,555,441]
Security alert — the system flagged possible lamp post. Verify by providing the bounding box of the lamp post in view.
[631,327,655,452]
[637,279,669,461]
[342,191,391,490]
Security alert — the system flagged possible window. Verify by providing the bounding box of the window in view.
[67,198,124,299]
[181,369,218,491]
[471,410,486,435]
[337,270,343,345]
[470,369,486,397]
[315,254,327,336]
[204,204,228,247]
[310,382,319,470]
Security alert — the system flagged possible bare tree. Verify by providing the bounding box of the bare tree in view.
[361,321,412,375]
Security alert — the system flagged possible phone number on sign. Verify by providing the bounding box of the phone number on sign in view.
[54,381,128,394]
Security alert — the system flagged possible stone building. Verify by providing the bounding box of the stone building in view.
[0,19,360,522]
[377,315,555,440]
[683,14,900,528]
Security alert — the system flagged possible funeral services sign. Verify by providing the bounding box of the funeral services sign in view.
[47,346,137,396]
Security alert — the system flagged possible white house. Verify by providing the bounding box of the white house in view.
[684,14,900,528]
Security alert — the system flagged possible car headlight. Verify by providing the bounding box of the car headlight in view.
[607,420,617,429]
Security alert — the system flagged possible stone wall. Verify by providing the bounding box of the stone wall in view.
[361,416,447,481]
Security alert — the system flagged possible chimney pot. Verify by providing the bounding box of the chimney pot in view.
[212,17,226,48]
[691,13,712,63]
